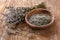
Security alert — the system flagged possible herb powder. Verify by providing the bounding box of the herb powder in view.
[29,13,52,26]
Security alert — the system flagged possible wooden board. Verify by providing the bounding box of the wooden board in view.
[0,0,60,40]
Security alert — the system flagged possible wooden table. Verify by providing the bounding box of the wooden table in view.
[0,0,60,40]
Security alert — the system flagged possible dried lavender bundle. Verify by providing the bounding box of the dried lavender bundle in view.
[4,7,30,29]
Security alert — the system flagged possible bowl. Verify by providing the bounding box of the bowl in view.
[25,8,54,29]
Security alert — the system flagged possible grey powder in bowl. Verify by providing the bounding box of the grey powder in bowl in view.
[29,13,52,26]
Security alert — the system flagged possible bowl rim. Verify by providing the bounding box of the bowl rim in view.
[25,8,54,28]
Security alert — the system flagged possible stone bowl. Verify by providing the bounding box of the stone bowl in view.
[25,8,54,29]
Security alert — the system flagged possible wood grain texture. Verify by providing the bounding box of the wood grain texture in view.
[0,0,60,40]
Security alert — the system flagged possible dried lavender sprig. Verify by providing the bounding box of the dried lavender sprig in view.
[4,6,31,29]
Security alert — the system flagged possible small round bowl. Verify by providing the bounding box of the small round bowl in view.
[25,8,54,29]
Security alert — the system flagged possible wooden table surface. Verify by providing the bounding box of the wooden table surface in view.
[0,0,60,40]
